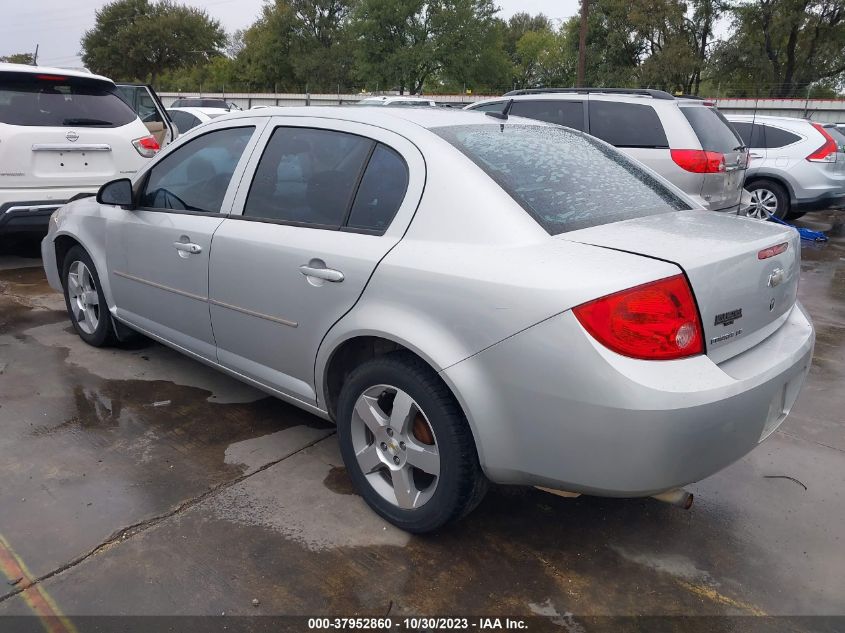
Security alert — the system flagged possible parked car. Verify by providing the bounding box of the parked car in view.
[354,95,437,107]
[727,115,845,219]
[466,88,748,213]
[42,107,813,532]
[115,83,176,148]
[166,107,226,135]
[0,63,162,236]
[169,98,240,111]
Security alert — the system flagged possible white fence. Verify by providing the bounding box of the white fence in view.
[157,92,845,122]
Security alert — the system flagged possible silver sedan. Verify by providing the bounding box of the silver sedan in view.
[41,107,814,533]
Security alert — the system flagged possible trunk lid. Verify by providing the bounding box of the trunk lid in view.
[562,210,800,363]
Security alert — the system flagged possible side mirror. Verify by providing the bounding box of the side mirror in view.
[96,178,134,208]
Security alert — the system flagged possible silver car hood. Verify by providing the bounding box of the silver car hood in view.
[560,210,801,364]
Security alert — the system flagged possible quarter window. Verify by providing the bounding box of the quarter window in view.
[588,101,669,148]
[762,125,801,149]
[680,106,743,153]
[139,126,254,213]
[510,100,585,130]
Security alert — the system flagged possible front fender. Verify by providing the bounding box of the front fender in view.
[42,198,114,310]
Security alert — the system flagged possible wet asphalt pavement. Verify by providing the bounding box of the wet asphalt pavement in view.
[0,213,843,632]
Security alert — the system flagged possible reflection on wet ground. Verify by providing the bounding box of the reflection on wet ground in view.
[0,212,843,626]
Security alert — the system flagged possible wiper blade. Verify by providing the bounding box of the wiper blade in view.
[63,118,113,126]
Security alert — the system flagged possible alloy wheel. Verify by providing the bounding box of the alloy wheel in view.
[746,188,778,220]
[350,384,440,510]
[67,261,100,335]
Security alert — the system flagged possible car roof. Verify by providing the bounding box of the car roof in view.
[222,105,550,131]
[166,107,214,118]
[726,114,810,125]
[358,96,435,103]
[0,62,113,84]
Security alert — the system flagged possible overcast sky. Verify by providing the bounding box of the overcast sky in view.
[1,0,579,69]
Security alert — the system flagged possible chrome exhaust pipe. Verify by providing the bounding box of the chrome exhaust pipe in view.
[651,488,694,509]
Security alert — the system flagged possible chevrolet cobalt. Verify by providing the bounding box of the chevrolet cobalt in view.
[42,108,814,532]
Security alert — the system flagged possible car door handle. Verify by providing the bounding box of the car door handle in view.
[299,265,344,282]
[750,152,764,159]
[173,241,202,254]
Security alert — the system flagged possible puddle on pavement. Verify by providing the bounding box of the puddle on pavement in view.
[323,465,357,496]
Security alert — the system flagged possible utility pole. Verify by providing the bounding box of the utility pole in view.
[32,44,39,65]
[576,0,589,87]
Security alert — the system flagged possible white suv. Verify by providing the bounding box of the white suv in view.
[0,63,161,236]
[466,89,748,212]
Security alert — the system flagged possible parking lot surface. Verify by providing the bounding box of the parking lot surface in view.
[0,213,843,629]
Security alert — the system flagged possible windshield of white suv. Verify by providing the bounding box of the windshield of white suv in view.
[0,72,138,127]
[434,124,688,235]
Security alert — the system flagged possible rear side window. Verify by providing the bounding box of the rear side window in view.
[762,125,801,149]
[730,122,764,148]
[680,106,743,152]
[347,144,409,232]
[140,126,254,213]
[0,72,137,127]
[510,100,585,130]
[588,101,668,148]
[434,124,687,235]
[244,127,374,228]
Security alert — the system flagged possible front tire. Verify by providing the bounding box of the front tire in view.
[62,246,117,347]
[337,353,487,533]
[745,180,789,220]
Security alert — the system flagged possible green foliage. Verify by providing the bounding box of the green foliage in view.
[73,0,845,96]
[351,0,506,93]
[711,0,845,97]
[81,0,226,83]
[0,53,35,64]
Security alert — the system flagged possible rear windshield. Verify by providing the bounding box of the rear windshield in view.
[0,72,137,127]
[681,106,744,152]
[434,124,688,235]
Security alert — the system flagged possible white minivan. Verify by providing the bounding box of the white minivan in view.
[0,63,164,236]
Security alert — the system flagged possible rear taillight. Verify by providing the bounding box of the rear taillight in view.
[806,123,838,163]
[573,274,704,361]
[132,135,160,158]
[670,149,726,173]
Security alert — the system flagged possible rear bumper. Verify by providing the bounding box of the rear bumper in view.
[0,200,64,235]
[793,190,845,211]
[443,302,814,496]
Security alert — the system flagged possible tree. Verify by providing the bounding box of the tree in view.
[711,0,845,96]
[351,0,503,94]
[0,53,35,64]
[234,0,356,92]
[81,0,226,84]
[512,28,570,88]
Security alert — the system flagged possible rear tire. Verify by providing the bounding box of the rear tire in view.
[745,180,789,220]
[62,246,118,347]
[786,211,806,221]
[336,352,487,533]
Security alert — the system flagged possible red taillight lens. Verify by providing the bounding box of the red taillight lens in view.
[671,149,726,173]
[573,274,704,361]
[36,74,67,81]
[806,123,838,162]
[132,135,160,158]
